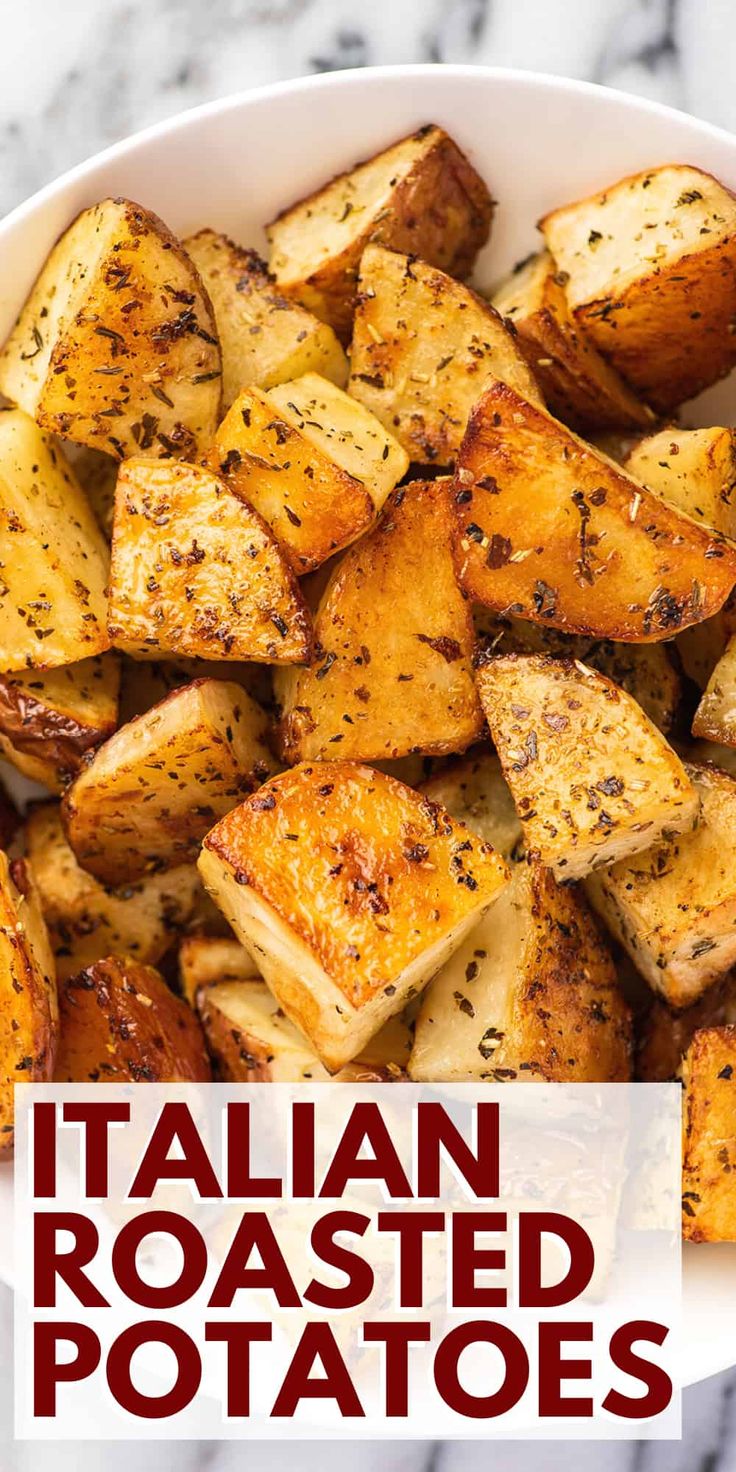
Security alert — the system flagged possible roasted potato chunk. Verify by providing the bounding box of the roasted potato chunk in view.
[119,655,273,724]
[276,480,483,763]
[267,125,493,340]
[348,245,540,466]
[638,973,736,1082]
[410,863,630,1082]
[210,374,407,572]
[25,803,203,981]
[452,383,736,641]
[198,978,412,1082]
[108,459,312,664]
[0,653,120,793]
[64,443,119,539]
[586,762,736,1008]
[418,751,523,859]
[0,198,221,459]
[0,852,57,1156]
[54,956,211,1082]
[693,635,736,746]
[62,677,275,886]
[179,935,257,1006]
[682,1026,736,1241]
[184,232,348,410]
[476,654,698,881]
[477,611,681,734]
[492,250,652,432]
[0,409,110,672]
[541,165,736,412]
[624,427,736,540]
[198,761,509,1071]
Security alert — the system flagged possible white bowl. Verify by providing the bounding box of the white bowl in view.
[0,63,735,1389]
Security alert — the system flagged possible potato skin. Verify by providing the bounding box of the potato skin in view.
[541,165,736,413]
[54,956,211,1082]
[0,854,57,1157]
[452,382,736,641]
[108,459,313,664]
[349,245,540,466]
[0,198,221,460]
[268,126,494,340]
[277,480,483,763]
[0,654,120,791]
[682,1026,736,1242]
[638,973,736,1082]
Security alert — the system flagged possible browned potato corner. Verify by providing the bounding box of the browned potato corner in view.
[54,956,211,1082]
[198,760,509,1071]
[0,850,57,1156]
[0,653,120,793]
[268,124,493,339]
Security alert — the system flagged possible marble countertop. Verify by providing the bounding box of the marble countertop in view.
[2,0,736,1466]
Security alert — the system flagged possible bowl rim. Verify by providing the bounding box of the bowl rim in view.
[2,62,736,239]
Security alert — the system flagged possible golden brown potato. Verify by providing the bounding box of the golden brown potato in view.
[677,607,736,691]
[410,863,631,1082]
[0,654,120,793]
[54,956,211,1082]
[476,610,682,735]
[0,410,110,672]
[178,934,257,1006]
[210,374,407,573]
[25,803,204,981]
[693,635,736,746]
[267,125,493,340]
[418,751,523,859]
[685,739,736,778]
[586,762,736,1008]
[0,852,57,1156]
[198,978,412,1082]
[276,480,483,763]
[682,1026,736,1241]
[184,231,348,410]
[0,198,221,459]
[624,427,736,540]
[452,382,736,640]
[348,245,540,466]
[476,653,698,881]
[541,165,736,412]
[638,972,736,1081]
[492,250,653,432]
[108,458,312,664]
[198,760,509,1071]
[62,678,276,886]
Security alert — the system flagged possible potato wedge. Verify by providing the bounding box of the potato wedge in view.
[184,232,348,410]
[62,678,276,885]
[267,125,493,339]
[348,245,540,466]
[0,653,120,793]
[476,612,682,734]
[178,934,257,1006]
[476,654,698,881]
[418,751,523,859]
[276,480,483,763]
[0,409,110,672]
[108,458,312,664]
[693,635,736,746]
[638,972,736,1082]
[210,375,407,572]
[0,852,57,1156]
[410,863,631,1082]
[25,803,203,981]
[682,1026,736,1241]
[452,382,736,640]
[54,956,211,1082]
[492,250,653,432]
[198,978,412,1082]
[624,427,736,540]
[198,760,509,1071]
[586,762,736,1008]
[541,165,736,412]
[0,197,221,459]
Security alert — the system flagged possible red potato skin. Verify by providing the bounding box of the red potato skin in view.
[54,957,212,1082]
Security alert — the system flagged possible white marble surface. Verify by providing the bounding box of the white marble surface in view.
[2,0,736,1466]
